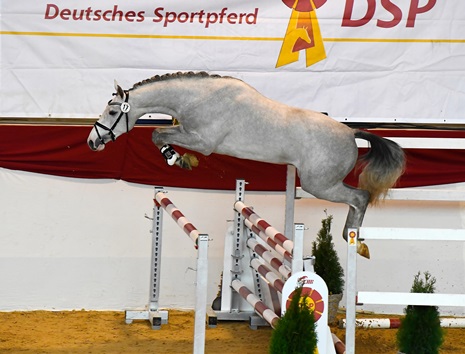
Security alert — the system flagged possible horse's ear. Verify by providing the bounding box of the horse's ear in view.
[114,80,124,98]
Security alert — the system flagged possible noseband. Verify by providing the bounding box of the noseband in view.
[93,90,131,144]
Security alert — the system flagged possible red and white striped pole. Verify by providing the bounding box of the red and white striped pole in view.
[244,219,293,264]
[332,333,346,354]
[339,317,465,329]
[341,318,401,329]
[247,238,291,279]
[234,201,294,254]
[250,258,285,293]
[154,192,199,247]
[231,279,280,329]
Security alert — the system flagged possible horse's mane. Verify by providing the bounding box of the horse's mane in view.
[130,71,228,90]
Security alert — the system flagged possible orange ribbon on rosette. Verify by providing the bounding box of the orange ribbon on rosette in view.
[276,0,327,68]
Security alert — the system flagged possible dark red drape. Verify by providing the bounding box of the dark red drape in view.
[1,125,465,191]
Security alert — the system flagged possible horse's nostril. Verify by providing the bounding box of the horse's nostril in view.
[88,140,96,151]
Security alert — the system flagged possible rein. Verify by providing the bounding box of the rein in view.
[93,90,131,144]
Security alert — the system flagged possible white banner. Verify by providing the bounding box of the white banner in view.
[1,1,464,123]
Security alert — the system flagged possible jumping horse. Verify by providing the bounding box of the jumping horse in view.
[87,71,405,258]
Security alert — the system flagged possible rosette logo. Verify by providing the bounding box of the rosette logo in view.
[276,0,327,68]
[349,230,357,245]
[286,286,325,322]
[276,0,439,68]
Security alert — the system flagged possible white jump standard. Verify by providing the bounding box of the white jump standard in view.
[345,227,465,354]
[125,187,209,354]
[216,180,342,354]
[215,180,301,326]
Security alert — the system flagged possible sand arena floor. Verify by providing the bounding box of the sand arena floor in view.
[1,310,465,353]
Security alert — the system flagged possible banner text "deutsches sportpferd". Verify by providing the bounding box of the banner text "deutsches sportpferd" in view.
[44,4,259,28]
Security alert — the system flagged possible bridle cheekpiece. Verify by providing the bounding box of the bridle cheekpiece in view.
[93,90,131,144]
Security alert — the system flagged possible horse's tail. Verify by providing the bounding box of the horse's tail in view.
[354,130,405,204]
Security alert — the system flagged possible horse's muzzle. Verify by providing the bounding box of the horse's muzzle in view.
[88,138,105,151]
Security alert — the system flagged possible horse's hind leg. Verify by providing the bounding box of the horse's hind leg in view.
[301,179,371,258]
[343,194,371,259]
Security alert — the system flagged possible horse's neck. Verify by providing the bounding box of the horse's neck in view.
[131,80,210,118]
[130,85,176,117]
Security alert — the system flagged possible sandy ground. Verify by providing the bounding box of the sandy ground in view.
[1,310,465,353]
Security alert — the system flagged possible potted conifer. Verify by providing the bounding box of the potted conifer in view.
[269,286,318,354]
[311,211,345,325]
[397,271,444,354]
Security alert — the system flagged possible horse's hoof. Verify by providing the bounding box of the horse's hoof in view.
[181,153,199,170]
[357,242,371,259]
[176,156,192,170]
[184,153,199,168]
[175,154,199,170]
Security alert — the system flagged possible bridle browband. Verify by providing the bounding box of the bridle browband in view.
[93,90,131,144]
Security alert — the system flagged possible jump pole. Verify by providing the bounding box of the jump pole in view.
[154,191,200,246]
[250,258,285,293]
[231,279,280,328]
[244,218,293,265]
[246,237,292,279]
[339,317,465,329]
[234,199,303,273]
[234,200,294,254]
[125,188,209,354]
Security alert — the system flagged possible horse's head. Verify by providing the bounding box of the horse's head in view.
[87,81,134,151]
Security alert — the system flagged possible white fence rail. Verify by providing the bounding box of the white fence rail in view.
[346,227,465,354]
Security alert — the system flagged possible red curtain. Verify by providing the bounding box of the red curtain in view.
[1,125,465,191]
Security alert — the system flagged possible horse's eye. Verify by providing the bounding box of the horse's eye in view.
[109,110,117,116]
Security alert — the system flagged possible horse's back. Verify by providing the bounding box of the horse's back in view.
[217,89,356,168]
[179,76,357,170]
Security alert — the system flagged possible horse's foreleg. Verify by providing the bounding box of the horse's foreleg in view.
[152,127,216,154]
[152,127,214,169]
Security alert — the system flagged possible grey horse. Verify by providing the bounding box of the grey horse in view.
[87,72,405,258]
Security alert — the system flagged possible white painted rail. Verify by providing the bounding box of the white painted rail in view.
[358,291,465,307]
[356,137,465,150]
[296,187,465,201]
[360,227,465,242]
